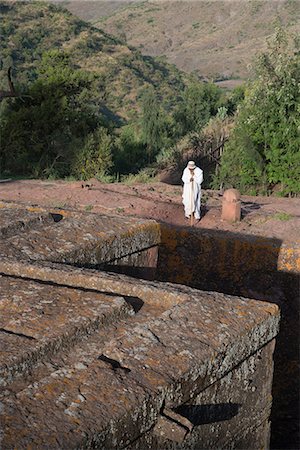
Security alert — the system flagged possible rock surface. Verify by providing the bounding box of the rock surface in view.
[0,200,283,449]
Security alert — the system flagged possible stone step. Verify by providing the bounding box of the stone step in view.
[0,257,190,308]
[0,209,160,265]
[0,275,132,386]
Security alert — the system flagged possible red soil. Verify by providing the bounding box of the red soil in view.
[0,178,299,241]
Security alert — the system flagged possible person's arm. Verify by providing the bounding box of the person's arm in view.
[182,168,190,183]
[194,168,203,184]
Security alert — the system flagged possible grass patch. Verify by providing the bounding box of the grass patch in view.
[122,168,158,185]
[95,173,116,183]
[64,175,77,182]
[273,212,292,221]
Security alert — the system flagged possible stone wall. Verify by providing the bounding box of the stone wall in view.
[129,340,275,449]
[157,224,300,294]
[157,223,300,449]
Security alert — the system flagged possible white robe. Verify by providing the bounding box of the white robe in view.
[182,166,203,219]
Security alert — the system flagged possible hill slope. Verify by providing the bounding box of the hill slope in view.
[0,1,191,121]
[63,0,300,83]
[59,0,133,22]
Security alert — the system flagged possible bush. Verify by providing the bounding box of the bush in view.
[214,28,300,196]
[72,127,113,180]
[113,125,146,174]
[122,167,158,184]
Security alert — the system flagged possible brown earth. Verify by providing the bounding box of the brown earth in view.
[0,179,299,241]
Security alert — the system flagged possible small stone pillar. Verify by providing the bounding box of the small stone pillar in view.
[222,188,241,222]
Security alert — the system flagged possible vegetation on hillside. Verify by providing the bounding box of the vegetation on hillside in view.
[0,1,188,119]
[214,29,300,196]
[1,50,98,178]
[0,0,235,180]
[0,2,299,196]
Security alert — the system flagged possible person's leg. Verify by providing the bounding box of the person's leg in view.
[183,184,191,218]
[184,206,190,218]
[194,189,201,220]
[184,192,191,218]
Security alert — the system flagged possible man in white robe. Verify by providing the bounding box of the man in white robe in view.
[182,160,203,220]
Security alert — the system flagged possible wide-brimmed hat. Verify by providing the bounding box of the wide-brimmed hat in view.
[187,160,196,169]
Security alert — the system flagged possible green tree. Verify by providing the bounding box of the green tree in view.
[113,124,146,175]
[0,50,97,177]
[215,28,300,195]
[222,84,246,116]
[174,82,222,136]
[141,86,165,162]
[72,127,113,180]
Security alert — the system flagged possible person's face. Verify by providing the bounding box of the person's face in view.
[189,168,195,173]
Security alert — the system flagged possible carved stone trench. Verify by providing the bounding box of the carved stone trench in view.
[83,223,299,450]
[0,203,298,449]
[121,224,300,450]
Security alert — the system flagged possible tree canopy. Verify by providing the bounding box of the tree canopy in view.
[215,28,300,196]
[0,50,98,178]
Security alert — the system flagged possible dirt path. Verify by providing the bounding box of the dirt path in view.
[0,179,299,241]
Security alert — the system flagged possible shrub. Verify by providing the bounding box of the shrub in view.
[214,28,300,196]
[72,127,113,180]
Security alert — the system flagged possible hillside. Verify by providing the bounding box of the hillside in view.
[59,0,133,22]
[0,1,191,121]
[63,0,300,84]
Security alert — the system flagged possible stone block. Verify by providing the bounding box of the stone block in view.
[157,224,300,449]
[0,285,279,449]
[129,340,275,449]
[221,189,241,222]
[0,203,282,449]
[0,202,160,266]
[222,199,241,222]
